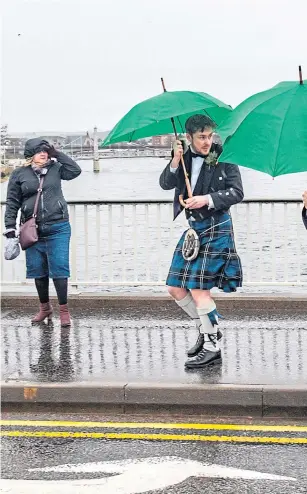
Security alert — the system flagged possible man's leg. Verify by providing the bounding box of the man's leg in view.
[168,286,221,357]
[185,289,222,368]
[168,286,202,333]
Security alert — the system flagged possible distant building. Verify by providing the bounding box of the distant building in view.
[152,135,163,147]
[3,137,25,147]
[150,134,175,148]
[83,132,93,147]
[161,134,174,147]
[39,135,66,147]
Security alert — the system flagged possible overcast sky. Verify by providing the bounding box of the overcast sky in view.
[2,0,306,133]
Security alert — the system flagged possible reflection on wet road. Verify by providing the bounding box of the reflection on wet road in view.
[2,308,306,385]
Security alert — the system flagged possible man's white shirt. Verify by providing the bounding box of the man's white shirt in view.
[170,150,215,216]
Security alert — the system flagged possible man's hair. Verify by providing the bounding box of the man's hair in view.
[185,114,216,135]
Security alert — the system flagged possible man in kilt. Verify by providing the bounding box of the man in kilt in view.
[160,115,244,369]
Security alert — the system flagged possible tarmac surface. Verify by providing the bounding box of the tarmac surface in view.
[2,306,306,386]
[1,413,307,493]
[2,301,307,491]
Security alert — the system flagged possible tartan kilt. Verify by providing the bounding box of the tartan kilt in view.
[166,213,243,292]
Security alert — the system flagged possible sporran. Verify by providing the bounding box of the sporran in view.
[182,228,200,261]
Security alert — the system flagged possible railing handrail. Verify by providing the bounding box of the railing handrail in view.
[0,199,303,206]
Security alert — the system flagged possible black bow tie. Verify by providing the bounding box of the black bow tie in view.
[191,151,207,159]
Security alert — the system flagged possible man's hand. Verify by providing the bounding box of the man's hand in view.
[170,137,188,168]
[170,140,183,168]
[302,190,307,209]
[185,195,209,209]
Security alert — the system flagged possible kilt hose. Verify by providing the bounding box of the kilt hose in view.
[166,212,243,292]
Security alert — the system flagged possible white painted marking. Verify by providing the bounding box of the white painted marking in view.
[1,456,296,493]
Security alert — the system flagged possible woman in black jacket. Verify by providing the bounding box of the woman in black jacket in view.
[4,138,81,326]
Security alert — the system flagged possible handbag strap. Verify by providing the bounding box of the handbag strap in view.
[32,176,45,218]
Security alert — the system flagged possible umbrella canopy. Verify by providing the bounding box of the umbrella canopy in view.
[101,91,232,147]
[218,76,307,177]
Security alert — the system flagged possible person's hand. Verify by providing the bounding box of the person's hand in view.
[3,230,16,239]
[47,145,59,158]
[171,140,183,168]
[302,190,307,209]
[171,137,188,168]
[185,195,209,209]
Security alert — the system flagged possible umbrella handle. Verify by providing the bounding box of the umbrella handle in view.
[179,195,186,207]
[179,157,193,208]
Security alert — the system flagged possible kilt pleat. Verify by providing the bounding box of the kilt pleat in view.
[166,213,243,292]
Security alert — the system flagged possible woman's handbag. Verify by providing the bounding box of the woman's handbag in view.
[19,177,44,251]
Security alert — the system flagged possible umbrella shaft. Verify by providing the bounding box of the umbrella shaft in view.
[170,112,192,197]
[181,157,193,197]
[161,77,192,198]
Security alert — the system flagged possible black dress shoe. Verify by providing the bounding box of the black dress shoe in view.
[185,348,222,369]
[187,329,223,358]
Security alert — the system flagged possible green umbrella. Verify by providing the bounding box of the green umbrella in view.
[101,88,232,147]
[218,67,307,177]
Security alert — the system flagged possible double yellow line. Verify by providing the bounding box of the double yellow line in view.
[1,420,307,445]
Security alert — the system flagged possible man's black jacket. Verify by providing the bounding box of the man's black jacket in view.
[159,145,244,221]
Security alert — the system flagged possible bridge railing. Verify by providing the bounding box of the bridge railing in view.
[1,200,306,288]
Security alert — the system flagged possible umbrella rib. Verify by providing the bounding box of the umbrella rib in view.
[272,88,299,177]
[129,131,135,143]
[175,116,185,134]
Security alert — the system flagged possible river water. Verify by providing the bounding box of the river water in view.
[68,158,305,201]
[1,158,306,292]
[1,157,305,204]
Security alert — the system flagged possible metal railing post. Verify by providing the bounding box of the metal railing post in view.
[1,200,306,289]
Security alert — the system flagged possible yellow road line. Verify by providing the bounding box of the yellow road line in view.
[1,430,307,444]
[1,420,307,433]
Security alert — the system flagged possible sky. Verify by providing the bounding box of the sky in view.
[1,0,307,133]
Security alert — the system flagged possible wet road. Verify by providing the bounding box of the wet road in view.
[2,308,307,385]
[1,413,307,493]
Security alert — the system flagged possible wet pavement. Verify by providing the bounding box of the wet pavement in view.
[1,414,307,493]
[1,307,307,386]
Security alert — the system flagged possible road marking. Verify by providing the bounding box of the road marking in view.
[1,419,307,432]
[1,430,307,444]
[1,456,297,493]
